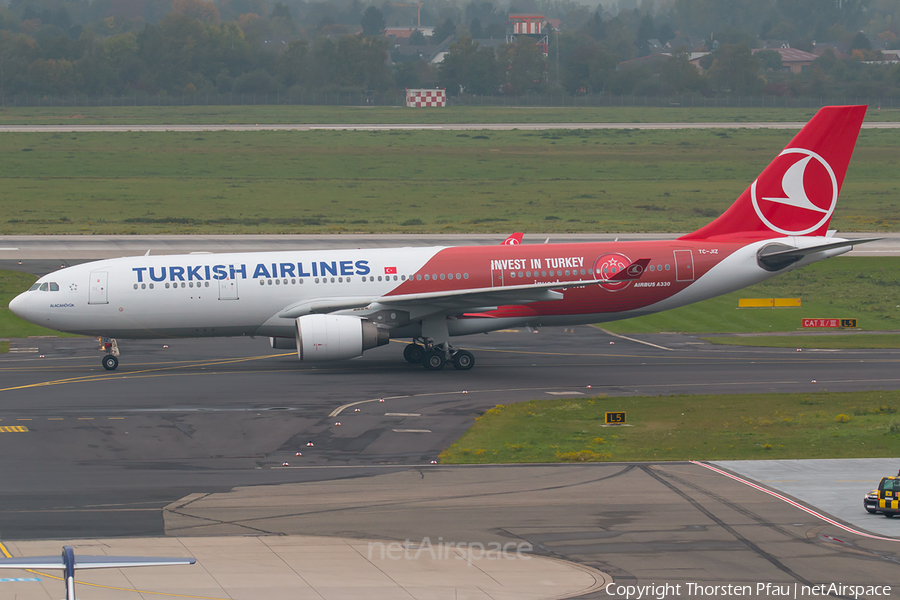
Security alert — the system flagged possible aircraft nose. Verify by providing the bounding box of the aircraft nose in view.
[8,292,29,318]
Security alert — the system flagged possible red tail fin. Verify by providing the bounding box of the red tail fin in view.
[681,105,867,241]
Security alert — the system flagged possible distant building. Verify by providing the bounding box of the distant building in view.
[752,47,817,73]
[386,27,435,39]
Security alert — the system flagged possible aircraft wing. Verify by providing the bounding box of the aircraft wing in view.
[277,259,650,318]
[0,555,195,569]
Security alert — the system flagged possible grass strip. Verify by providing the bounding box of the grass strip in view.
[2,106,900,125]
[439,391,900,464]
[0,341,8,353]
[702,334,900,349]
[603,257,900,333]
[1,127,898,235]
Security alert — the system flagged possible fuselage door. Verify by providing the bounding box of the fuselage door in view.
[674,250,695,282]
[218,277,239,300]
[491,267,505,287]
[88,271,109,304]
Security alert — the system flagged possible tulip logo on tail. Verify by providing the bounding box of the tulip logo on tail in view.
[751,148,838,236]
[594,253,631,292]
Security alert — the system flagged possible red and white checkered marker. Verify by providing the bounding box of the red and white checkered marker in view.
[335,422,341,426]
[796,348,802,352]
[354,408,361,412]
[811,380,817,383]
[163,345,168,348]
[586,385,592,389]
[307,442,314,446]
[405,89,446,108]
[295,452,302,456]
[609,341,615,345]
[39,355,44,358]
[282,462,289,466]
[379,398,385,403]
[430,460,438,464]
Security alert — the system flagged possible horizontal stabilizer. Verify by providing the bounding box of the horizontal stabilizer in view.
[757,237,880,271]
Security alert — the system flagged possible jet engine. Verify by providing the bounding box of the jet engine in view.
[295,314,390,361]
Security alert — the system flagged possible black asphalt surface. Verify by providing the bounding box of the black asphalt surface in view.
[2,328,900,542]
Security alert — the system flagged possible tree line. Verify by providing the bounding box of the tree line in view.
[1,0,900,98]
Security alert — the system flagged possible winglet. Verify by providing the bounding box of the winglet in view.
[607,258,650,281]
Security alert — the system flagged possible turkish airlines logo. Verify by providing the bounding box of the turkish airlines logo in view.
[751,148,838,236]
[626,263,644,277]
[594,253,631,292]
[502,238,520,245]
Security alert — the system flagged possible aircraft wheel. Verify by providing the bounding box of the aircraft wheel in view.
[423,350,446,371]
[452,350,475,371]
[404,344,425,364]
[102,355,119,371]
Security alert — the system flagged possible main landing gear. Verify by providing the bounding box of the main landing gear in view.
[99,337,120,371]
[403,340,474,371]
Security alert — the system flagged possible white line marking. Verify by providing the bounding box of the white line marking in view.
[329,395,409,417]
[545,391,584,395]
[692,461,899,542]
[0,247,19,251]
[392,429,432,433]
[384,413,421,417]
[598,328,674,351]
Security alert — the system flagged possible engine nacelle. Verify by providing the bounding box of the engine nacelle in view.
[295,314,390,361]
[269,336,297,349]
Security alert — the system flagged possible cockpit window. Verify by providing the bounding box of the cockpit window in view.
[39,283,49,291]
[49,282,59,291]
[28,283,40,291]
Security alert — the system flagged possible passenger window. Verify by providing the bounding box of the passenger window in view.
[275,279,280,285]
[440,273,445,280]
[424,275,429,281]
[141,283,146,289]
[665,264,671,271]
[464,273,469,279]
[39,283,49,291]
[416,274,422,280]
[166,283,170,289]
[259,280,265,285]
[330,277,335,283]
[149,283,154,289]
[133,284,138,290]
[649,265,655,272]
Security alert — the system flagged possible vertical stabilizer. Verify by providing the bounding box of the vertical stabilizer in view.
[680,105,867,241]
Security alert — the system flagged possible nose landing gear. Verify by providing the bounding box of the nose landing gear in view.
[99,337,120,370]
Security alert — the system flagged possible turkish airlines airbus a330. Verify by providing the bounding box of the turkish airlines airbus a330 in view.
[10,105,876,371]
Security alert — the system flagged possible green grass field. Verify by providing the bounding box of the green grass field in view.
[2,105,899,125]
[0,270,79,339]
[439,391,900,463]
[0,341,8,353]
[604,257,900,334]
[702,334,900,348]
[1,127,898,235]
